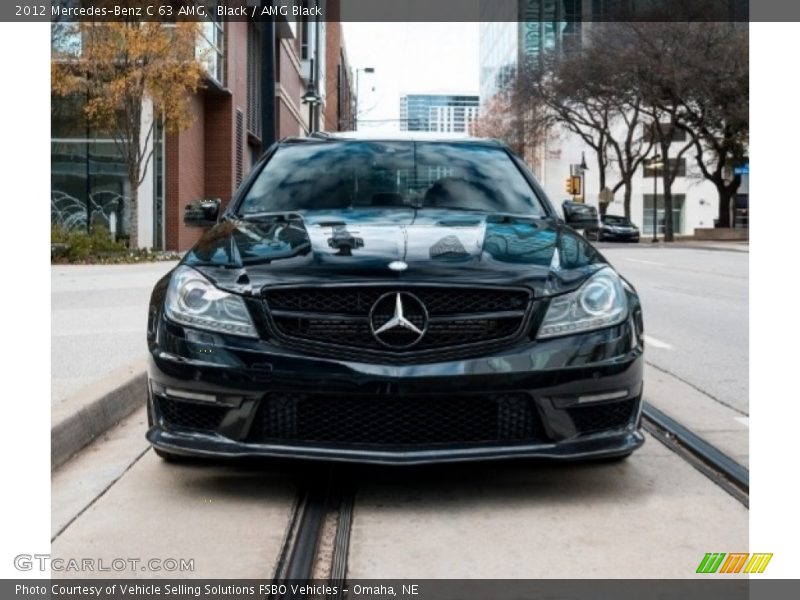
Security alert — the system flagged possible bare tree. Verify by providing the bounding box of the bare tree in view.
[621,22,749,231]
[473,86,550,169]
[581,24,654,220]
[605,98,653,220]
[514,31,654,219]
[486,20,747,237]
[516,53,613,209]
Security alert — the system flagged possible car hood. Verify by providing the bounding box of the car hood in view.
[182,208,608,297]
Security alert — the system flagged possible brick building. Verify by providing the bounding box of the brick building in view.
[51,1,354,251]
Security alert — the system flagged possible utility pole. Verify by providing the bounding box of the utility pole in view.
[647,154,664,243]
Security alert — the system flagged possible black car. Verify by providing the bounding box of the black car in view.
[146,133,645,464]
[588,214,640,242]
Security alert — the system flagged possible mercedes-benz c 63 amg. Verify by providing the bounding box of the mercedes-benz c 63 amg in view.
[146,133,645,464]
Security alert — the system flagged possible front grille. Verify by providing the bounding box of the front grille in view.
[247,392,546,446]
[566,399,637,434]
[263,286,532,360]
[155,396,228,431]
[266,288,530,315]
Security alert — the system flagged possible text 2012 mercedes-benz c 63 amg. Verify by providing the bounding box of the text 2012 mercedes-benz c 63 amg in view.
[146,133,645,464]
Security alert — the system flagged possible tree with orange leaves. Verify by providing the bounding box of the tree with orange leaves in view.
[52,19,204,248]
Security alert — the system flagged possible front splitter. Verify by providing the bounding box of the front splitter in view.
[147,427,645,465]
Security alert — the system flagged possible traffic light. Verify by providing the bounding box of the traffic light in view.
[571,176,582,196]
[566,176,582,197]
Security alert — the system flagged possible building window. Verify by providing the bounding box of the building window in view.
[643,194,685,235]
[51,94,132,237]
[247,22,262,139]
[51,93,164,246]
[198,6,224,85]
[51,21,81,56]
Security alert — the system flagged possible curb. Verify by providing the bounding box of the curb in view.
[52,359,148,470]
[670,243,749,253]
[599,241,748,253]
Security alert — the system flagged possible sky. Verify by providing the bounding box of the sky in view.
[340,23,480,131]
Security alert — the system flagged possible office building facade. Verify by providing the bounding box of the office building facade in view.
[399,94,480,135]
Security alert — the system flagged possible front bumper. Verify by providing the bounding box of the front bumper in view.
[146,308,645,464]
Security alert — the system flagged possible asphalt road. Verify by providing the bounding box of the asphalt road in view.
[51,261,177,406]
[599,244,749,416]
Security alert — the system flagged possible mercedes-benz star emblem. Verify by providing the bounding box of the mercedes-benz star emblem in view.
[369,292,428,349]
[388,260,408,272]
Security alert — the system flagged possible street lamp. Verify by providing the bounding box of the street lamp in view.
[647,153,665,242]
[354,67,375,130]
[301,81,321,135]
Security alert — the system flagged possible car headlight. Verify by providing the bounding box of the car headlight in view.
[537,268,628,339]
[165,266,258,338]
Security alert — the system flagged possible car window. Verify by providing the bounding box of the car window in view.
[238,141,546,216]
[603,216,629,225]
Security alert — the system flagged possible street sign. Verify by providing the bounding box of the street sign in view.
[734,164,749,175]
[599,187,614,205]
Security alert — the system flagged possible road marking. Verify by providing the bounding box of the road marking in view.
[625,258,665,266]
[735,416,749,427]
[644,335,673,349]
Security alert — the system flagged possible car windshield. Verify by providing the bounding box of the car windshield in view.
[238,141,546,216]
[603,215,630,225]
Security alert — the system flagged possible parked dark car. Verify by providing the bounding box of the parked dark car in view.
[587,214,640,243]
[146,133,645,464]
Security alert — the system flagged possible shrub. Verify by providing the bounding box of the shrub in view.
[51,224,130,262]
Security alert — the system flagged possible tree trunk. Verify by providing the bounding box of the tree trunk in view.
[128,175,139,249]
[596,155,607,216]
[661,171,673,242]
[716,183,735,228]
[623,183,632,221]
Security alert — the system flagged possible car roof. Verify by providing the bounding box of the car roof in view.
[281,131,507,148]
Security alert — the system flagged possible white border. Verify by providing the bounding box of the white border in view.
[749,23,800,578]
[0,22,51,579]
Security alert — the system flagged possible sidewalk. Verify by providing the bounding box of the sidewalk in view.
[672,239,750,252]
[602,239,749,253]
[51,261,177,407]
[668,240,749,253]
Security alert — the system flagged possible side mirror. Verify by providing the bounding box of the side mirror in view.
[184,198,221,228]
[562,201,599,230]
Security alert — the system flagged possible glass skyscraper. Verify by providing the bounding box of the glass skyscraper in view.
[479,0,584,103]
